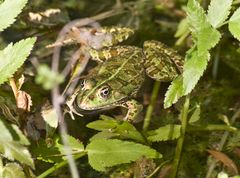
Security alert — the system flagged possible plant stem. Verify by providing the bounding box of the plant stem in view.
[187,124,237,132]
[37,152,86,178]
[143,81,161,132]
[9,78,18,99]
[169,96,190,178]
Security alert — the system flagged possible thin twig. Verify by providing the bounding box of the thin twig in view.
[37,153,86,178]
[63,58,89,98]
[52,9,125,74]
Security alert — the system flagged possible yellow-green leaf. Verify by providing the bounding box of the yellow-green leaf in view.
[207,0,232,28]
[147,125,182,142]
[0,0,28,32]
[86,139,161,171]
[229,7,240,41]
[0,37,36,85]
[164,75,184,108]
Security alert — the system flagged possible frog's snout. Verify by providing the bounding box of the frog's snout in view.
[74,92,96,110]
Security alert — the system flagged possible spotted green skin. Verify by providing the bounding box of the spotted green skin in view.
[68,28,183,121]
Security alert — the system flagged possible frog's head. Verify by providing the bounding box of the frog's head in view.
[73,78,127,114]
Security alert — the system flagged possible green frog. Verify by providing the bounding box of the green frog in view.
[66,27,183,122]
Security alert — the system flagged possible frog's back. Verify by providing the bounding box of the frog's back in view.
[94,46,145,97]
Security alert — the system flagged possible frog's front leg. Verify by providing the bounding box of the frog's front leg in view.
[119,99,143,122]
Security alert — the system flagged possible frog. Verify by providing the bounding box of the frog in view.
[66,27,183,122]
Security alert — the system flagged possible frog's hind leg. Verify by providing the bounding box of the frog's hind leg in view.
[89,46,140,62]
[143,40,184,81]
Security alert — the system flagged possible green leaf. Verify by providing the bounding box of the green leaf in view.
[183,49,209,94]
[187,0,221,55]
[1,163,26,178]
[86,139,161,171]
[90,131,120,141]
[197,27,221,55]
[31,138,63,163]
[229,7,240,41]
[187,0,208,35]
[189,105,201,124]
[164,76,184,108]
[87,119,118,131]
[1,142,33,168]
[41,106,58,128]
[147,125,181,142]
[207,0,232,28]
[164,48,210,108]
[41,105,58,137]
[166,0,222,107]
[87,118,146,143]
[57,135,84,154]
[175,18,189,38]
[0,0,28,32]
[0,118,34,168]
[11,124,30,145]
[35,64,64,90]
[0,37,36,85]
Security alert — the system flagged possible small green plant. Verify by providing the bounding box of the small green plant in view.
[0,0,36,176]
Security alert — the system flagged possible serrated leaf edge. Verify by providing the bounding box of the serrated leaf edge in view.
[0,37,36,85]
[0,0,28,32]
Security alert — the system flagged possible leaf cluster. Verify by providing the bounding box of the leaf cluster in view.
[164,0,240,108]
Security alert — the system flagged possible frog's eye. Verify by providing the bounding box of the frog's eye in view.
[99,86,111,99]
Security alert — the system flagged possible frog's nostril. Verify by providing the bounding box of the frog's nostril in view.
[89,95,95,100]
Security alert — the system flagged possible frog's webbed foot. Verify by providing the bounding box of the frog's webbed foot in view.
[120,99,143,122]
[143,40,184,81]
[65,87,84,119]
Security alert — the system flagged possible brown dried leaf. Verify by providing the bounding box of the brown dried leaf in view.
[207,149,239,175]
[16,90,32,113]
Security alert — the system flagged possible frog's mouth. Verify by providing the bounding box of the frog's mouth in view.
[73,105,104,115]
[73,98,127,115]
